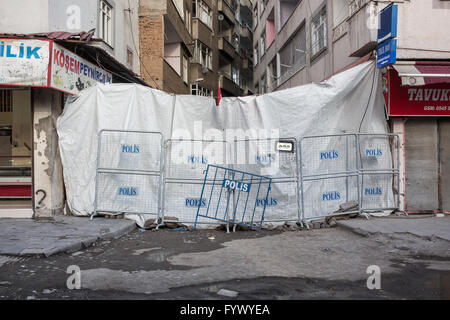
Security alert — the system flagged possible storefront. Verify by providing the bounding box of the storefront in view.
[0,35,146,218]
[385,61,450,213]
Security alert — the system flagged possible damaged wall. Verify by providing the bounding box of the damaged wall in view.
[32,88,65,217]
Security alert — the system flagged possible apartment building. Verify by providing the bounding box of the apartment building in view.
[253,0,450,214]
[139,0,254,98]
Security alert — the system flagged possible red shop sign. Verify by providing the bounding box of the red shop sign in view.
[385,69,450,116]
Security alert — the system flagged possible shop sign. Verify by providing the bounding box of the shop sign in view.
[50,43,112,95]
[0,38,51,87]
[386,69,450,116]
[0,39,112,95]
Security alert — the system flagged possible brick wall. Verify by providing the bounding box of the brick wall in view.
[138,6,164,89]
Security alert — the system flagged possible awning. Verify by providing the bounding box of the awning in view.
[393,61,450,86]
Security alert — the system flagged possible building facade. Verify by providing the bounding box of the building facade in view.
[253,0,450,214]
[0,0,146,219]
[138,0,254,98]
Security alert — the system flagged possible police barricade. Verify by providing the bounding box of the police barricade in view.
[358,133,400,213]
[232,138,300,223]
[161,139,232,225]
[92,130,164,219]
[194,164,272,230]
[299,134,360,226]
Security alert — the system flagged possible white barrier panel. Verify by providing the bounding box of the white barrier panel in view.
[93,130,163,218]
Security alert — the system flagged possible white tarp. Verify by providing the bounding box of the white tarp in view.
[57,61,392,227]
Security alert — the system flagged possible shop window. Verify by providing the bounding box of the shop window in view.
[311,5,327,59]
[278,24,306,84]
[99,0,113,47]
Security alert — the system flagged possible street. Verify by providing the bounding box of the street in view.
[0,224,449,300]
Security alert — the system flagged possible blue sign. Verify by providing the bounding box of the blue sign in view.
[377,39,397,69]
[222,178,251,192]
[377,4,398,44]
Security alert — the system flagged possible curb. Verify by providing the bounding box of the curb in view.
[2,222,136,258]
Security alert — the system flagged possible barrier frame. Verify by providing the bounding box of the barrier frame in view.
[298,133,361,226]
[92,129,164,220]
[193,164,272,230]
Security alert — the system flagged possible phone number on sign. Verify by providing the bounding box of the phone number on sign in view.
[424,106,450,111]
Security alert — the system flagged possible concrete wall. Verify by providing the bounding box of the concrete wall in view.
[0,0,49,33]
[396,0,450,60]
[32,88,65,218]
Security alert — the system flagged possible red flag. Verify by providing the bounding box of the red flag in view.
[217,86,221,106]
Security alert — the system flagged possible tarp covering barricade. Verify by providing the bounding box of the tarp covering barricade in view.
[57,61,396,228]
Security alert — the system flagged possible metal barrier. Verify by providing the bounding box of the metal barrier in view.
[92,130,163,219]
[161,139,232,225]
[358,133,400,213]
[232,137,300,223]
[299,134,361,225]
[194,164,272,230]
[298,133,401,225]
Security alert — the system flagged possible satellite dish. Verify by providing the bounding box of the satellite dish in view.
[218,14,224,21]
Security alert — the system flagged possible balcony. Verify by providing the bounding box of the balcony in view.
[218,37,235,60]
[220,75,242,97]
[218,0,235,24]
[346,1,377,57]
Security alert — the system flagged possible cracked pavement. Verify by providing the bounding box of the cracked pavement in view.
[0,225,449,300]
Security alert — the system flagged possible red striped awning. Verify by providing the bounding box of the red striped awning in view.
[393,61,450,86]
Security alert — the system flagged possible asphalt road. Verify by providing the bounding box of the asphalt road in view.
[0,226,449,300]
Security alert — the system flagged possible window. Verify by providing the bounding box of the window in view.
[254,45,259,66]
[99,0,113,46]
[267,58,277,92]
[253,4,258,30]
[193,0,212,29]
[193,41,212,70]
[126,48,133,67]
[232,67,239,85]
[260,73,267,94]
[173,0,184,20]
[183,56,188,84]
[186,7,192,34]
[311,6,327,58]
[266,8,275,48]
[191,84,212,97]
[0,90,12,112]
[260,27,266,57]
[278,24,306,84]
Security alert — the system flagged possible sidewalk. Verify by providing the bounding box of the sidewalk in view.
[0,216,136,257]
[337,215,450,241]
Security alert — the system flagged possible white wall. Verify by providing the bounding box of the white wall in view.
[396,0,450,60]
[0,0,49,33]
